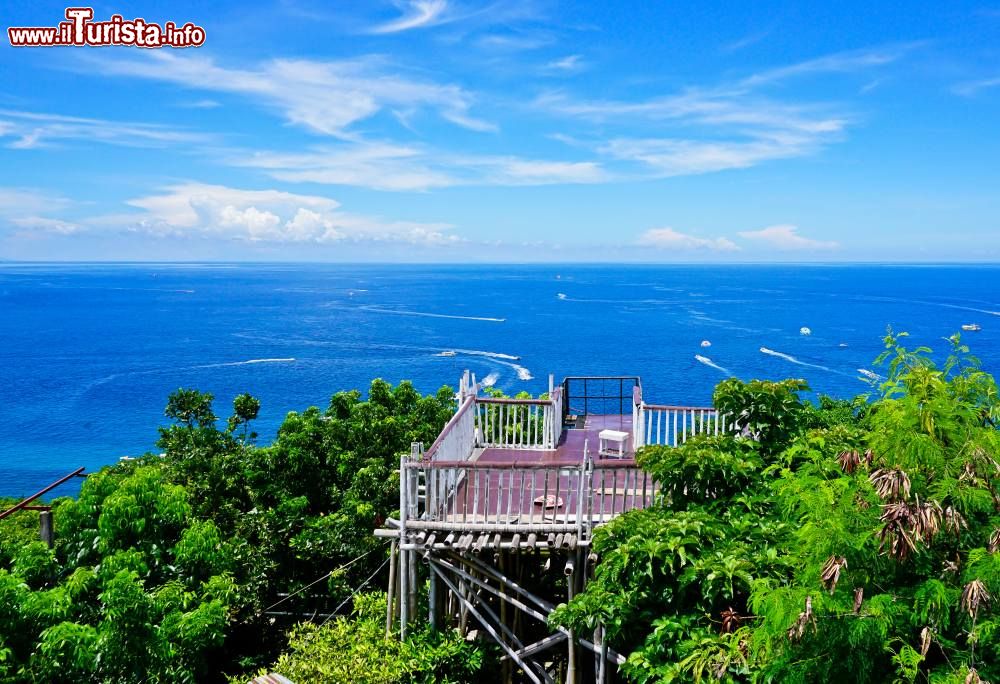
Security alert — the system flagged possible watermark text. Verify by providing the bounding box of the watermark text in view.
[8,7,206,48]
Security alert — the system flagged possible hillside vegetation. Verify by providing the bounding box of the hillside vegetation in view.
[1,331,998,682]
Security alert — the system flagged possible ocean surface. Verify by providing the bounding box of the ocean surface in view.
[2,263,999,497]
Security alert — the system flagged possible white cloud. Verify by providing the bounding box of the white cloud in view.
[739,44,917,87]
[10,216,82,235]
[0,188,81,237]
[371,0,449,33]
[738,224,838,250]
[637,227,739,251]
[124,182,459,245]
[536,91,848,176]
[0,188,71,215]
[0,109,207,149]
[953,77,1000,96]
[543,54,585,73]
[533,45,909,178]
[235,142,608,190]
[90,52,495,136]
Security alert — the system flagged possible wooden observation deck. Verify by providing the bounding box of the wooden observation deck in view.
[382,372,733,682]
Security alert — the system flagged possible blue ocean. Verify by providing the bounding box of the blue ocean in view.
[2,263,999,497]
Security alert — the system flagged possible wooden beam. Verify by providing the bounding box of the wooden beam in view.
[385,540,397,637]
[501,632,567,663]
[446,552,626,666]
[429,564,544,684]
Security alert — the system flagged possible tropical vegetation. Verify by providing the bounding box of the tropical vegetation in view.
[1,330,997,682]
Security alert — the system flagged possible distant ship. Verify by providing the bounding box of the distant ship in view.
[439,350,457,357]
[800,327,812,335]
[557,293,567,300]
[962,323,982,332]
[838,343,849,348]
[700,340,711,347]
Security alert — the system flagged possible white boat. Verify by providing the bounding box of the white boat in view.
[800,327,812,335]
[962,323,982,332]
[700,340,711,347]
[439,350,457,357]
[557,293,567,300]
[838,343,848,348]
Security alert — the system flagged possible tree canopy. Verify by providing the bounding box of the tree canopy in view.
[552,331,1000,683]
[2,332,998,683]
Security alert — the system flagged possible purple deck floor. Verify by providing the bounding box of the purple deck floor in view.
[436,415,654,523]
[475,414,635,466]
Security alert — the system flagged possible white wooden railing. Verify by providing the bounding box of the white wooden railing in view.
[424,395,478,462]
[404,454,658,533]
[550,386,564,447]
[475,398,551,449]
[634,404,732,448]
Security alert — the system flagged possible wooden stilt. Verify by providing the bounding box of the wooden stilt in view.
[39,510,53,548]
[428,559,439,632]
[386,540,398,637]
[567,550,578,683]
[430,564,545,684]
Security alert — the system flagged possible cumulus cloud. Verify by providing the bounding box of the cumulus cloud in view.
[125,182,458,245]
[738,224,838,250]
[637,227,739,251]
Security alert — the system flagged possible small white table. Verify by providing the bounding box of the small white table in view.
[598,429,629,458]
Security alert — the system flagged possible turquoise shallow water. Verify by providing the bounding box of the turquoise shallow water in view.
[2,262,999,496]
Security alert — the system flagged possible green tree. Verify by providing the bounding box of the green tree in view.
[554,332,1000,683]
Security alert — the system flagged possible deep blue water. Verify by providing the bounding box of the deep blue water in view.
[2,263,999,497]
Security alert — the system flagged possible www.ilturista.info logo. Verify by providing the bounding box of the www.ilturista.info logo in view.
[8,8,206,48]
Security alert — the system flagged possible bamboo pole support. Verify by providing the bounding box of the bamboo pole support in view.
[386,540,398,637]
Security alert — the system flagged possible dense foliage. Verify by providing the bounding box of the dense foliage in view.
[253,593,482,683]
[0,379,457,682]
[3,331,998,682]
[552,331,1000,682]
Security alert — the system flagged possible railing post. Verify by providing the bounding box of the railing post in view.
[399,451,409,640]
[39,510,53,547]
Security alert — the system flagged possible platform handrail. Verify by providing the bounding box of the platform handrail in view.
[405,458,657,532]
[423,395,478,462]
[0,467,86,520]
[635,404,732,449]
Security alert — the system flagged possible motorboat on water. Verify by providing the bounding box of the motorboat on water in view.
[962,323,982,332]
[800,327,812,335]
[700,340,711,347]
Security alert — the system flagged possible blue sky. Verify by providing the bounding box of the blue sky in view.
[1,1,999,261]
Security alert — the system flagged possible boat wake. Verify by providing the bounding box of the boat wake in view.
[695,355,730,375]
[481,372,499,387]
[447,349,520,360]
[433,348,532,380]
[195,358,296,369]
[484,359,532,380]
[855,295,1000,318]
[358,306,505,322]
[759,347,832,372]
[83,358,296,392]
[857,368,882,383]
